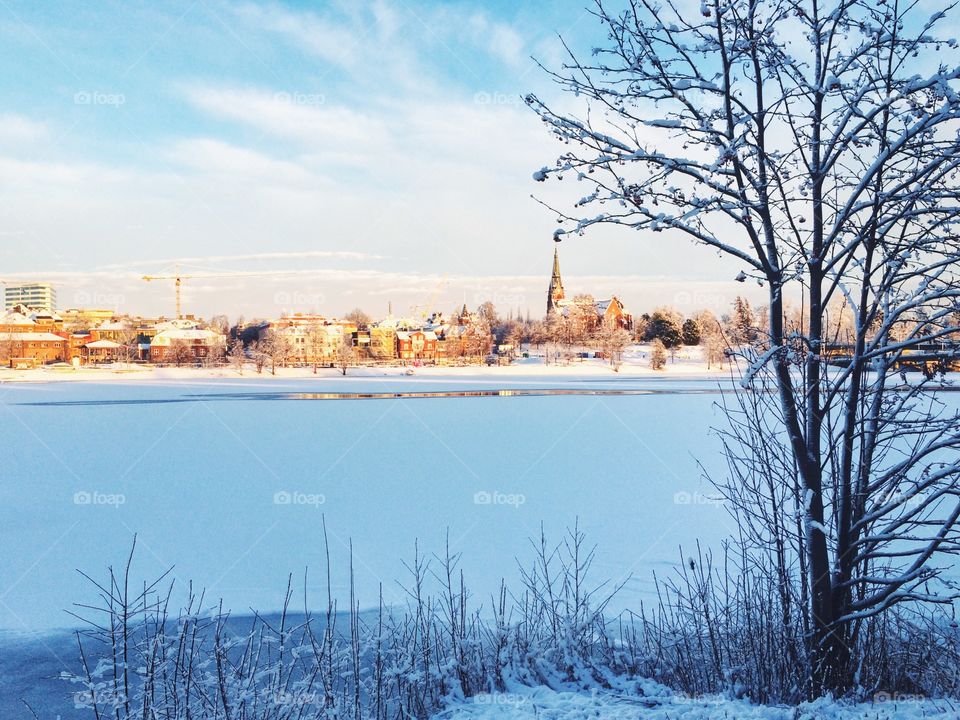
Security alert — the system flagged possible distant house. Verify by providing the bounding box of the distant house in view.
[272,322,344,366]
[149,327,226,364]
[368,326,397,361]
[397,330,438,362]
[0,332,68,367]
[594,297,633,331]
[0,305,69,366]
[83,339,125,364]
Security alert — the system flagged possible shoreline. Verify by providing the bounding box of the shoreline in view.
[0,357,733,385]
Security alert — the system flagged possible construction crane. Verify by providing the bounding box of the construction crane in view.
[142,266,322,318]
[409,274,450,325]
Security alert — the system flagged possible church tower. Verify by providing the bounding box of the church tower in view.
[547,247,565,315]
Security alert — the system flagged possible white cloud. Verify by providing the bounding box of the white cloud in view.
[165,137,325,186]
[232,2,364,70]
[0,114,48,146]
[180,84,388,153]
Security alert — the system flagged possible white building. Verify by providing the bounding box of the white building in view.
[274,322,344,365]
[4,283,57,312]
[149,327,226,363]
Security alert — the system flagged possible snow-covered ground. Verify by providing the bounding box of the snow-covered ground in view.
[0,343,729,384]
[433,686,960,720]
[3,359,958,718]
[0,367,735,631]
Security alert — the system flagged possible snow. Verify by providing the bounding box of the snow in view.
[0,345,730,384]
[0,353,737,631]
[82,339,123,349]
[644,119,683,128]
[433,686,960,719]
[3,357,960,717]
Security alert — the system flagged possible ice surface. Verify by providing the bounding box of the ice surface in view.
[0,370,733,631]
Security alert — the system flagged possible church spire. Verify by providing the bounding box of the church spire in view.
[547,247,565,315]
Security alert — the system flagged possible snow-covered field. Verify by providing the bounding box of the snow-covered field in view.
[3,361,957,718]
[433,686,960,719]
[0,365,734,632]
[0,343,727,384]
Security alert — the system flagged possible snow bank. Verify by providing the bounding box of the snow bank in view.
[433,686,959,719]
[0,344,730,384]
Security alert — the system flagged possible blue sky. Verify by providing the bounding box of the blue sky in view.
[0,0,752,319]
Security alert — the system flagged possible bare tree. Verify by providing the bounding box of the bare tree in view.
[531,0,960,694]
[345,308,371,329]
[250,340,268,374]
[649,338,667,370]
[227,338,246,375]
[568,294,599,343]
[168,340,193,368]
[253,329,291,376]
[0,334,15,367]
[596,319,632,370]
[209,314,230,337]
[476,301,499,330]
[336,332,354,375]
[306,322,328,373]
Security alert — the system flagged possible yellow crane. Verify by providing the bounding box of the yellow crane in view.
[409,274,449,325]
[142,266,322,318]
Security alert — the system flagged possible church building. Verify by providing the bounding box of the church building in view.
[545,249,633,331]
[547,248,565,315]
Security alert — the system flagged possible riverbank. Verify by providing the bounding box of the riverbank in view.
[0,345,731,384]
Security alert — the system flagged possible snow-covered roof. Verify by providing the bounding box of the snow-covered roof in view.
[85,339,123,349]
[0,311,35,326]
[153,318,201,331]
[0,332,65,341]
[396,330,437,341]
[150,328,226,346]
[97,320,131,331]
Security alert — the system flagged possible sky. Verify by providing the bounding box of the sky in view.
[0,0,758,321]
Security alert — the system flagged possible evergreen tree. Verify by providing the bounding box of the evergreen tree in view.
[645,308,683,348]
[730,297,756,345]
[681,318,702,346]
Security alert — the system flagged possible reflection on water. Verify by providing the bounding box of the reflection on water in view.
[13,387,736,407]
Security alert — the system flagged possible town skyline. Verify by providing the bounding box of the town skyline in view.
[1,246,766,321]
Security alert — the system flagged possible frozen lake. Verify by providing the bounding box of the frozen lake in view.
[0,373,739,634]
